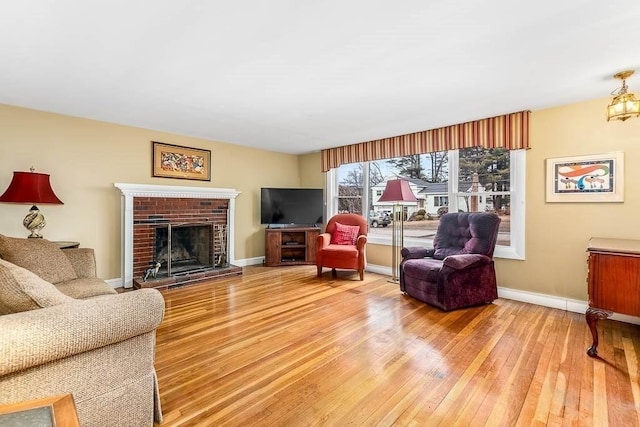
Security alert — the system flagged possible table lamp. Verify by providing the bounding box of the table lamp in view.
[0,168,64,238]
[378,179,417,282]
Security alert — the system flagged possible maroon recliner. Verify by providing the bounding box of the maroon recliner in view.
[399,212,501,311]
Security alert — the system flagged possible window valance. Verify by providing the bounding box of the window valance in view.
[321,110,530,172]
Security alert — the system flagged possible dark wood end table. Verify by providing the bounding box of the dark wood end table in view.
[0,394,80,426]
[54,241,80,249]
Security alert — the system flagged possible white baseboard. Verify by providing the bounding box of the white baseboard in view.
[232,256,264,267]
[497,287,640,325]
[496,287,582,312]
[609,312,640,325]
[366,264,392,276]
[105,278,122,289]
[366,263,640,325]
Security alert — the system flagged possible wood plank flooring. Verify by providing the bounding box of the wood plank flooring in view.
[154,266,640,426]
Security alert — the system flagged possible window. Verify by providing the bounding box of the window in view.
[326,148,525,259]
[434,196,448,207]
[335,162,370,215]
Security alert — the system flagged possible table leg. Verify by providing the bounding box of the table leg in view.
[585,307,612,357]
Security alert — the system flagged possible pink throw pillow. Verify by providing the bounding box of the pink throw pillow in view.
[330,222,360,245]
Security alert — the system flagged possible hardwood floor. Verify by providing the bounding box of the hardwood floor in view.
[154,266,640,426]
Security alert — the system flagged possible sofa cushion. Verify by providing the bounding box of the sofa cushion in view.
[0,259,75,314]
[319,244,359,259]
[62,248,97,278]
[0,235,78,284]
[56,277,117,299]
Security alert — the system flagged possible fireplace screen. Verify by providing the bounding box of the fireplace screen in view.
[153,222,228,278]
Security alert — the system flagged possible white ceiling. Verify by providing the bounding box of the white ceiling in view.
[1,1,639,155]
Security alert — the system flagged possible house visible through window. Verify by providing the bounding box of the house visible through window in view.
[433,196,448,207]
[326,148,525,260]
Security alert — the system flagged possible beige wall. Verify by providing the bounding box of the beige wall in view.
[298,152,324,189]
[503,97,640,300]
[0,104,301,279]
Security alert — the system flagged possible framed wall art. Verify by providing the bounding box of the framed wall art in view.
[545,152,624,203]
[152,141,211,181]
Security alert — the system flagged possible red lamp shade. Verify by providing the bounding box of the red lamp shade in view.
[0,171,63,205]
[378,179,417,203]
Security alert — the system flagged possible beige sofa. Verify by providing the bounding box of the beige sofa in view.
[0,235,165,427]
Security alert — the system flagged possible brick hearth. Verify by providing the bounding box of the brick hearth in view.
[133,264,243,290]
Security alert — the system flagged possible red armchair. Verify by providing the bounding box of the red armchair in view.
[316,214,368,280]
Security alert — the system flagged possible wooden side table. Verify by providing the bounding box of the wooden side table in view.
[0,394,80,426]
[54,241,80,249]
[586,237,640,357]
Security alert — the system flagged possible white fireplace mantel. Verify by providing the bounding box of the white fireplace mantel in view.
[114,183,241,288]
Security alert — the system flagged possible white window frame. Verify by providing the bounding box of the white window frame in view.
[434,196,449,207]
[326,149,525,260]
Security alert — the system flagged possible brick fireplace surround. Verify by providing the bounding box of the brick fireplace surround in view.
[114,183,241,289]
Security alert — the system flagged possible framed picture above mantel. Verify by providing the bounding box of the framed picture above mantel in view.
[152,141,211,181]
[545,152,624,203]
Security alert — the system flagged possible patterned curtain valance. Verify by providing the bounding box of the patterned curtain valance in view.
[321,110,530,172]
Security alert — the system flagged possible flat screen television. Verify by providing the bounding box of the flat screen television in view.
[260,188,324,226]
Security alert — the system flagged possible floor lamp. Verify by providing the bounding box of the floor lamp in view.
[378,179,417,282]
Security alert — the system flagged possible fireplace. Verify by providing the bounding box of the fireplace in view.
[154,223,215,275]
[114,183,241,289]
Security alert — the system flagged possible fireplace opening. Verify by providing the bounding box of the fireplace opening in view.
[153,223,220,277]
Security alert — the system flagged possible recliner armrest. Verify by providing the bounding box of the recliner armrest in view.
[401,247,435,260]
[443,253,491,270]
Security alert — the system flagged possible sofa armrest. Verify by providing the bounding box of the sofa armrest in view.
[0,289,164,376]
[443,253,491,270]
[401,247,435,260]
[63,248,97,278]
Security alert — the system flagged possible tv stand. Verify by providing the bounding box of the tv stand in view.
[267,223,319,229]
[265,227,320,266]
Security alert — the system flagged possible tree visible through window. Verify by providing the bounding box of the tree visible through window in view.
[337,164,364,214]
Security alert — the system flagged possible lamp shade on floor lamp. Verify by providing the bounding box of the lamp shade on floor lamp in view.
[378,179,417,282]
